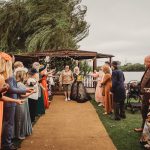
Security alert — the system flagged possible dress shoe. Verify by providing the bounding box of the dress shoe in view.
[2,144,18,150]
[120,115,126,119]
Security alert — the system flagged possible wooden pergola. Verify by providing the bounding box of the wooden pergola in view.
[15,49,114,70]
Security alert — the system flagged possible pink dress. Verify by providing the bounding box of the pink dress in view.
[92,71,104,104]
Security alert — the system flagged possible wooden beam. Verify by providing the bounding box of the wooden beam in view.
[93,57,97,71]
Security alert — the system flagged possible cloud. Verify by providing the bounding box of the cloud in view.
[79,0,150,64]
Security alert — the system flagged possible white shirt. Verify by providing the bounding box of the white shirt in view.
[27,78,39,100]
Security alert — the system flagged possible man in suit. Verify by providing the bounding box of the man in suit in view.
[111,61,126,120]
[135,55,150,132]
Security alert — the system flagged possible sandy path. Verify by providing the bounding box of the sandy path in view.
[20,95,116,150]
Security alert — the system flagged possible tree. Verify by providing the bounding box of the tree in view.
[80,60,92,76]
[25,0,89,52]
[0,0,89,52]
[120,63,145,72]
[0,2,28,52]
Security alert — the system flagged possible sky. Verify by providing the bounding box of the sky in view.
[79,0,150,65]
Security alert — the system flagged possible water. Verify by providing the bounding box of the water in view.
[123,72,144,83]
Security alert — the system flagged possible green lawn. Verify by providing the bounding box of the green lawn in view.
[91,99,145,150]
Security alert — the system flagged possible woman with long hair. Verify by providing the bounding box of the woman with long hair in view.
[14,67,34,139]
[91,67,104,106]
[101,65,112,115]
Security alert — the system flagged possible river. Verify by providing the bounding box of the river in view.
[123,72,144,83]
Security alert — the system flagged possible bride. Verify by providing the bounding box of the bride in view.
[70,66,89,103]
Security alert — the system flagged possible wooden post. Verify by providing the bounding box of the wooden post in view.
[93,57,97,88]
[109,57,112,66]
[93,57,97,71]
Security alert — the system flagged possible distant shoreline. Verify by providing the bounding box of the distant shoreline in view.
[122,71,145,72]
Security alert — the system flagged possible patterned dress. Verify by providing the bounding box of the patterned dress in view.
[71,73,89,103]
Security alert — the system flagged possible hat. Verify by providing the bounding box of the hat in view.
[112,61,118,66]
[39,65,47,72]
[28,68,37,76]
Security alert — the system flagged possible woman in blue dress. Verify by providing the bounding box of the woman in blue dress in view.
[14,67,34,139]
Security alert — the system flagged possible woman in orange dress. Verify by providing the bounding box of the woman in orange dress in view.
[39,65,49,109]
[101,65,112,115]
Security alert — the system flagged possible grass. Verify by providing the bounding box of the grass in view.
[91,99,145,150]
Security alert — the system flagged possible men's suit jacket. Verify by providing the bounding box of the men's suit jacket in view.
[140,68,150,101]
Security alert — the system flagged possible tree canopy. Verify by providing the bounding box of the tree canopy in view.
[0,0,89,52]
[120,63,145,72]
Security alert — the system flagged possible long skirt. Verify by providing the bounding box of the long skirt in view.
[0,101,3,148]
[71,81,89,103]
[95,81,104,104]
[15,100,32,139]
[104,88,112,113]
[41,76,49,109]
[28,99,38,123]
[37,88,45,115]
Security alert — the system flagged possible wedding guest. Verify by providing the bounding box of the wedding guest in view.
[59,66,74,101]
[135,55,150,132]
[14,67,33,140]
[70,66,89,103]
[27,68,39,123]
[91,67,104,106]
[39,65,49,109]
[47,69,55,100]
[111,61,126,120]
[101,65,112,115]
[0,75,24,149]
[33,63,45,115]
[0,53,32,150]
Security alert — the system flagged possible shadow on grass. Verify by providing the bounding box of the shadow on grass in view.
[90,99,145,150]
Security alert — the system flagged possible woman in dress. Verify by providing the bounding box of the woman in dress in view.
[0,75,24,149]
[27,68,39,123]
[59,66,74,101]
[32,62,45,116]
[39,65,49,109]
[14,67,34,139]
[101,65,112,115]
[91,67,104,106]
[71,66,89,103]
